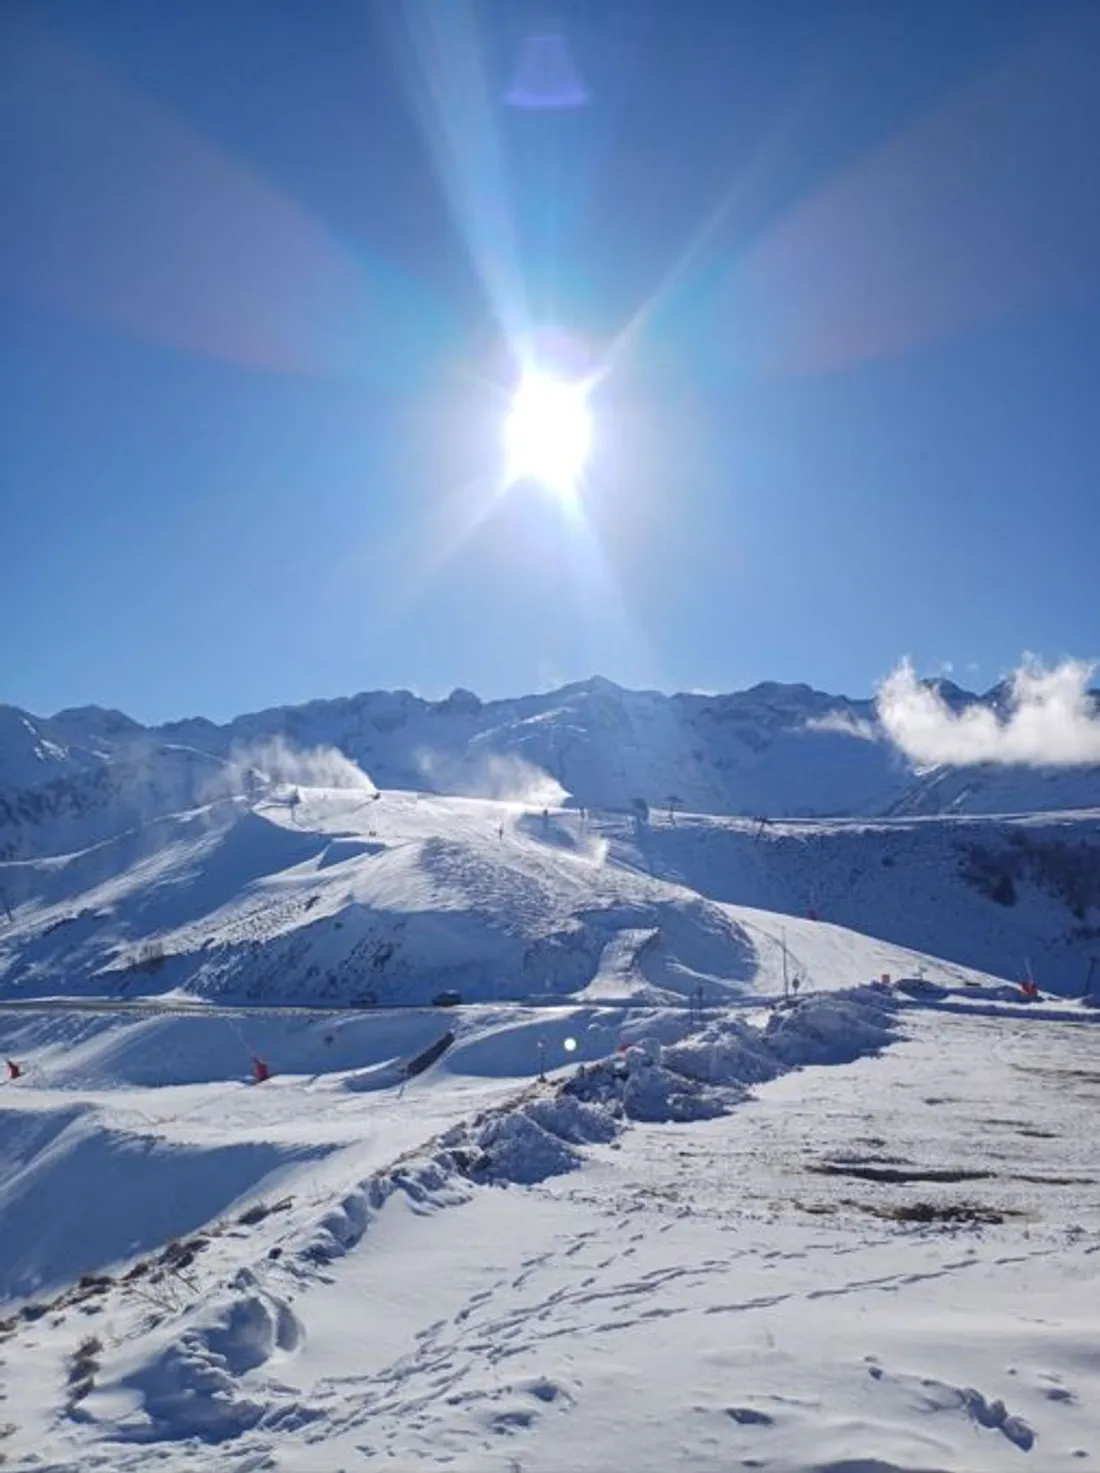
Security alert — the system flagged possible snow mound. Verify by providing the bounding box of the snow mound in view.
[465,1094,618,1183]
[301,1160,470,1267]
[565,986,901,1125]
[5,983,918,1459]
[105,1273,303,1442]
[564,1040,729,1123]
[292,986,905,1288]
[764,983,900,1066]
[662,1017,781,1087]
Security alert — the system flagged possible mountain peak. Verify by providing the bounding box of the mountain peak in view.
[431,688,482,715]
[558,675,626,698]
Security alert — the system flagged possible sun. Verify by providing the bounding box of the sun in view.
[504,372,591,495]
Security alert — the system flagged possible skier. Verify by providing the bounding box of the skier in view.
[6,1059,22,1080]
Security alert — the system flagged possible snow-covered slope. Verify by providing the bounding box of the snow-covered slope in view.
[4,680,1099,1470]
[890,758,1100,816]
[2,725,1098,1467]
[7,676,1100,864]
[629,808,1100,995]
[2,972,1098,1469]
[0,704,231,864]
[3,782,1096,1008]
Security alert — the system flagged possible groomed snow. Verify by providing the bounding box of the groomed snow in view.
[2,784,1058,1015]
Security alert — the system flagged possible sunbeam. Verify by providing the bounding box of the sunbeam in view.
[384,0,533,354]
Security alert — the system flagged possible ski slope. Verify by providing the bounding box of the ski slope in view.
[1,768,1099,1469]
[3,782,1097,1011]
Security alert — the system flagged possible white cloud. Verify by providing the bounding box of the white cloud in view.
[877,656,1100,767]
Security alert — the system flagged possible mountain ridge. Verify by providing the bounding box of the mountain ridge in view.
[3,675,1100,865]
[13,671,997,733]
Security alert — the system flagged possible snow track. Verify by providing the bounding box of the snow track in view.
[2,988,1098,1470]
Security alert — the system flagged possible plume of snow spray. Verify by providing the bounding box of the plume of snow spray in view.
[207,736,375,799]
[804,709,879,741]
[416,749,569,807]
[877,656,1100,767]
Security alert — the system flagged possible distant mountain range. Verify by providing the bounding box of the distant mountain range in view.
[3,677,1099,862]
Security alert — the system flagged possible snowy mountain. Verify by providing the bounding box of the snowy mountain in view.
[3,676,1100,1002]
[5,675,1100,864]
[2,776,1098,1017]
[3,682,1100,1470]
[889,758,1100,816]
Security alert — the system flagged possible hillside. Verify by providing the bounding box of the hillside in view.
[0,787,989,1010]
[3,689,1100,1470]
[632,808,1100,995]
[2,957,1098,1469]
[2,777,1098,1009]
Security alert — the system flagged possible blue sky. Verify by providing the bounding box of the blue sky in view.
[3,0,1099,724]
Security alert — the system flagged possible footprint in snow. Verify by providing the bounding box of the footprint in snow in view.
[726,1406,775,1426]
[522,1376,570,1405]
[489,1407,536,1433]
[867,1362,1035,1452]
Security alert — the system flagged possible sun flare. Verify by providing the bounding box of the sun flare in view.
[504,373,591,495]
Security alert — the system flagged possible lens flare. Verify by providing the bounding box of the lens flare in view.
[505,32,589,110]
